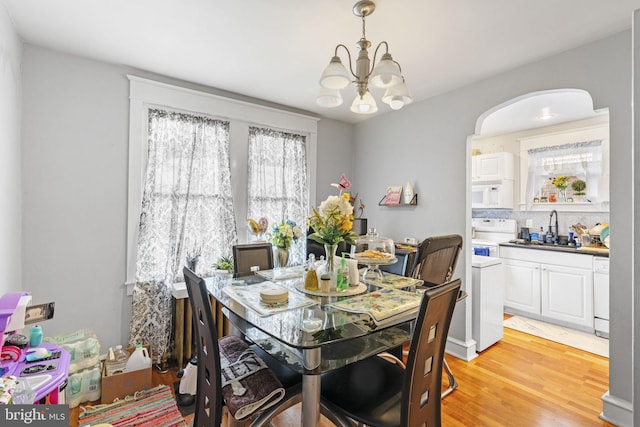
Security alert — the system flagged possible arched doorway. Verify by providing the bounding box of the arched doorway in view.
[467,88,610,353]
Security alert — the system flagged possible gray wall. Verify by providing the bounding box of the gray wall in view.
[21,46,132,347]
[0,5,22,296]
[20,44,351,351]
[354,31,633,424]
[315,120,354,205]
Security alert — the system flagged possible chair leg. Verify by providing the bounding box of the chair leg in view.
[441,357,459,398]
[319,399,358,427]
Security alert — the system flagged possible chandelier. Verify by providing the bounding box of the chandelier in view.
[316,0,412,114]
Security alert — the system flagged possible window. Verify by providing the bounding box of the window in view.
[247,127,308,265]
[126,76,318,287]
[518,123,609,210]
[136,109,236,283]
[525,140,603,208]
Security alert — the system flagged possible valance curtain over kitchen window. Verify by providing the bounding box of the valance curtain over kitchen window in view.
[247,127,308,265]
[129,109,237,362]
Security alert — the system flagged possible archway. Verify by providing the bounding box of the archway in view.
[466,87,610,353]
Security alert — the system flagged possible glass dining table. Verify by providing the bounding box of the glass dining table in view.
[205,270,424,427]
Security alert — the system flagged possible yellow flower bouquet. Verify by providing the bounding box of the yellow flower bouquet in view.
[307,193,359,246]
[268,220,303,249]
[552,175,570,190]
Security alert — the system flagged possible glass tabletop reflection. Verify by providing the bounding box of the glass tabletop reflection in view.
[205,273,416,374]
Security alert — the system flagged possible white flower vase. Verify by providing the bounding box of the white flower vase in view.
[404,182,414,204]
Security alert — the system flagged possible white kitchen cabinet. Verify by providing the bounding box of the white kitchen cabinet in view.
[503,259,540,315]
[471,152,515,183]
[541,264,593,328]
[501,246,594,331]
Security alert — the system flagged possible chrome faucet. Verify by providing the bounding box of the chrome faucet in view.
[549,210,559,244]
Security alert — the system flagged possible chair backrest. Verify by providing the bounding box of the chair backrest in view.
[233,243,273,276]
[401,279,461,426]
[414,234,463,286]
[380,249,419,277]
[183,267,223,427]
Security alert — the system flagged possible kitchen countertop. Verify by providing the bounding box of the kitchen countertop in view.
[500,241,609,257]
[471,254,502,268]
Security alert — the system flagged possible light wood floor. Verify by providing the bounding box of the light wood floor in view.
[71,325,613,427]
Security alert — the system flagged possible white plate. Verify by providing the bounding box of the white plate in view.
[294,281,367,297]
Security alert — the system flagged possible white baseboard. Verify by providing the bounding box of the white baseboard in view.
[445,336,478,361]
[600,391,632,427]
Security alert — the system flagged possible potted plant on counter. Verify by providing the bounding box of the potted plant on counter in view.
[212,256,234,277]
[571,179,587,202]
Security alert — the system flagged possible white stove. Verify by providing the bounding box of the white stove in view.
[471,218,517,257]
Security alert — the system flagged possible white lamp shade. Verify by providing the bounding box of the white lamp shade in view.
[370,54,402,88]
[316,87,343,108]
[350,91,378,114]
[382,81,413,110]
[319,56,351,90]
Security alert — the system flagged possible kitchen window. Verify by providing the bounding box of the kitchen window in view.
[518,124,609,211]
[525,140,602,207]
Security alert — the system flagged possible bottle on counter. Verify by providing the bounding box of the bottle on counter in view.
[29,325,43,347]
[304,254,318,291]
[336,256,349,292]
[538,227,545,243]
[320,274,331,293]
[545,229,553,244]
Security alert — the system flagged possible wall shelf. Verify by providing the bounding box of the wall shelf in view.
[518,201,609,213]
[379,193,418,206]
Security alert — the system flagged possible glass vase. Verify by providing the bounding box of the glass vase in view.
[559,189,567,202]
[274,247,289,268]
[324,243,337,278]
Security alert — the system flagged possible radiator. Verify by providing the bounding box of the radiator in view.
[174,295,229,367]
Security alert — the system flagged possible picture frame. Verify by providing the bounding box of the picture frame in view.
[384,186,403,205]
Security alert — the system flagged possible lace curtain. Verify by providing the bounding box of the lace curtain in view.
[247,127,308,266]
[129,109,237,362]
[525,140,602,208]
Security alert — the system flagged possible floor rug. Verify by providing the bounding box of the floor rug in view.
[173,381,195,417]
[503,315,609,358]
[78,385,187,427]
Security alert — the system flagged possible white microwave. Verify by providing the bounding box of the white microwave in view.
[471,183,514,209]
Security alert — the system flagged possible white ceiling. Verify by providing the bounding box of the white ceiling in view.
[2,0,640,124]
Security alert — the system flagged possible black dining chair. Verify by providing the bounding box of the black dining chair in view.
[413,234,463,398]
[232,242,274,276]
[183,267,303,426]
[379,248,419,277]
[320,279,461,427]
[413,234,463,286]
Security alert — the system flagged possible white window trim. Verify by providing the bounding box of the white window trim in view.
[126,76,319,293]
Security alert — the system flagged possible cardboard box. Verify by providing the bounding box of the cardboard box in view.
[101,344,153,403]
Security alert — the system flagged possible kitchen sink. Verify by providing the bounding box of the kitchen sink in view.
[509,239,573,248]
